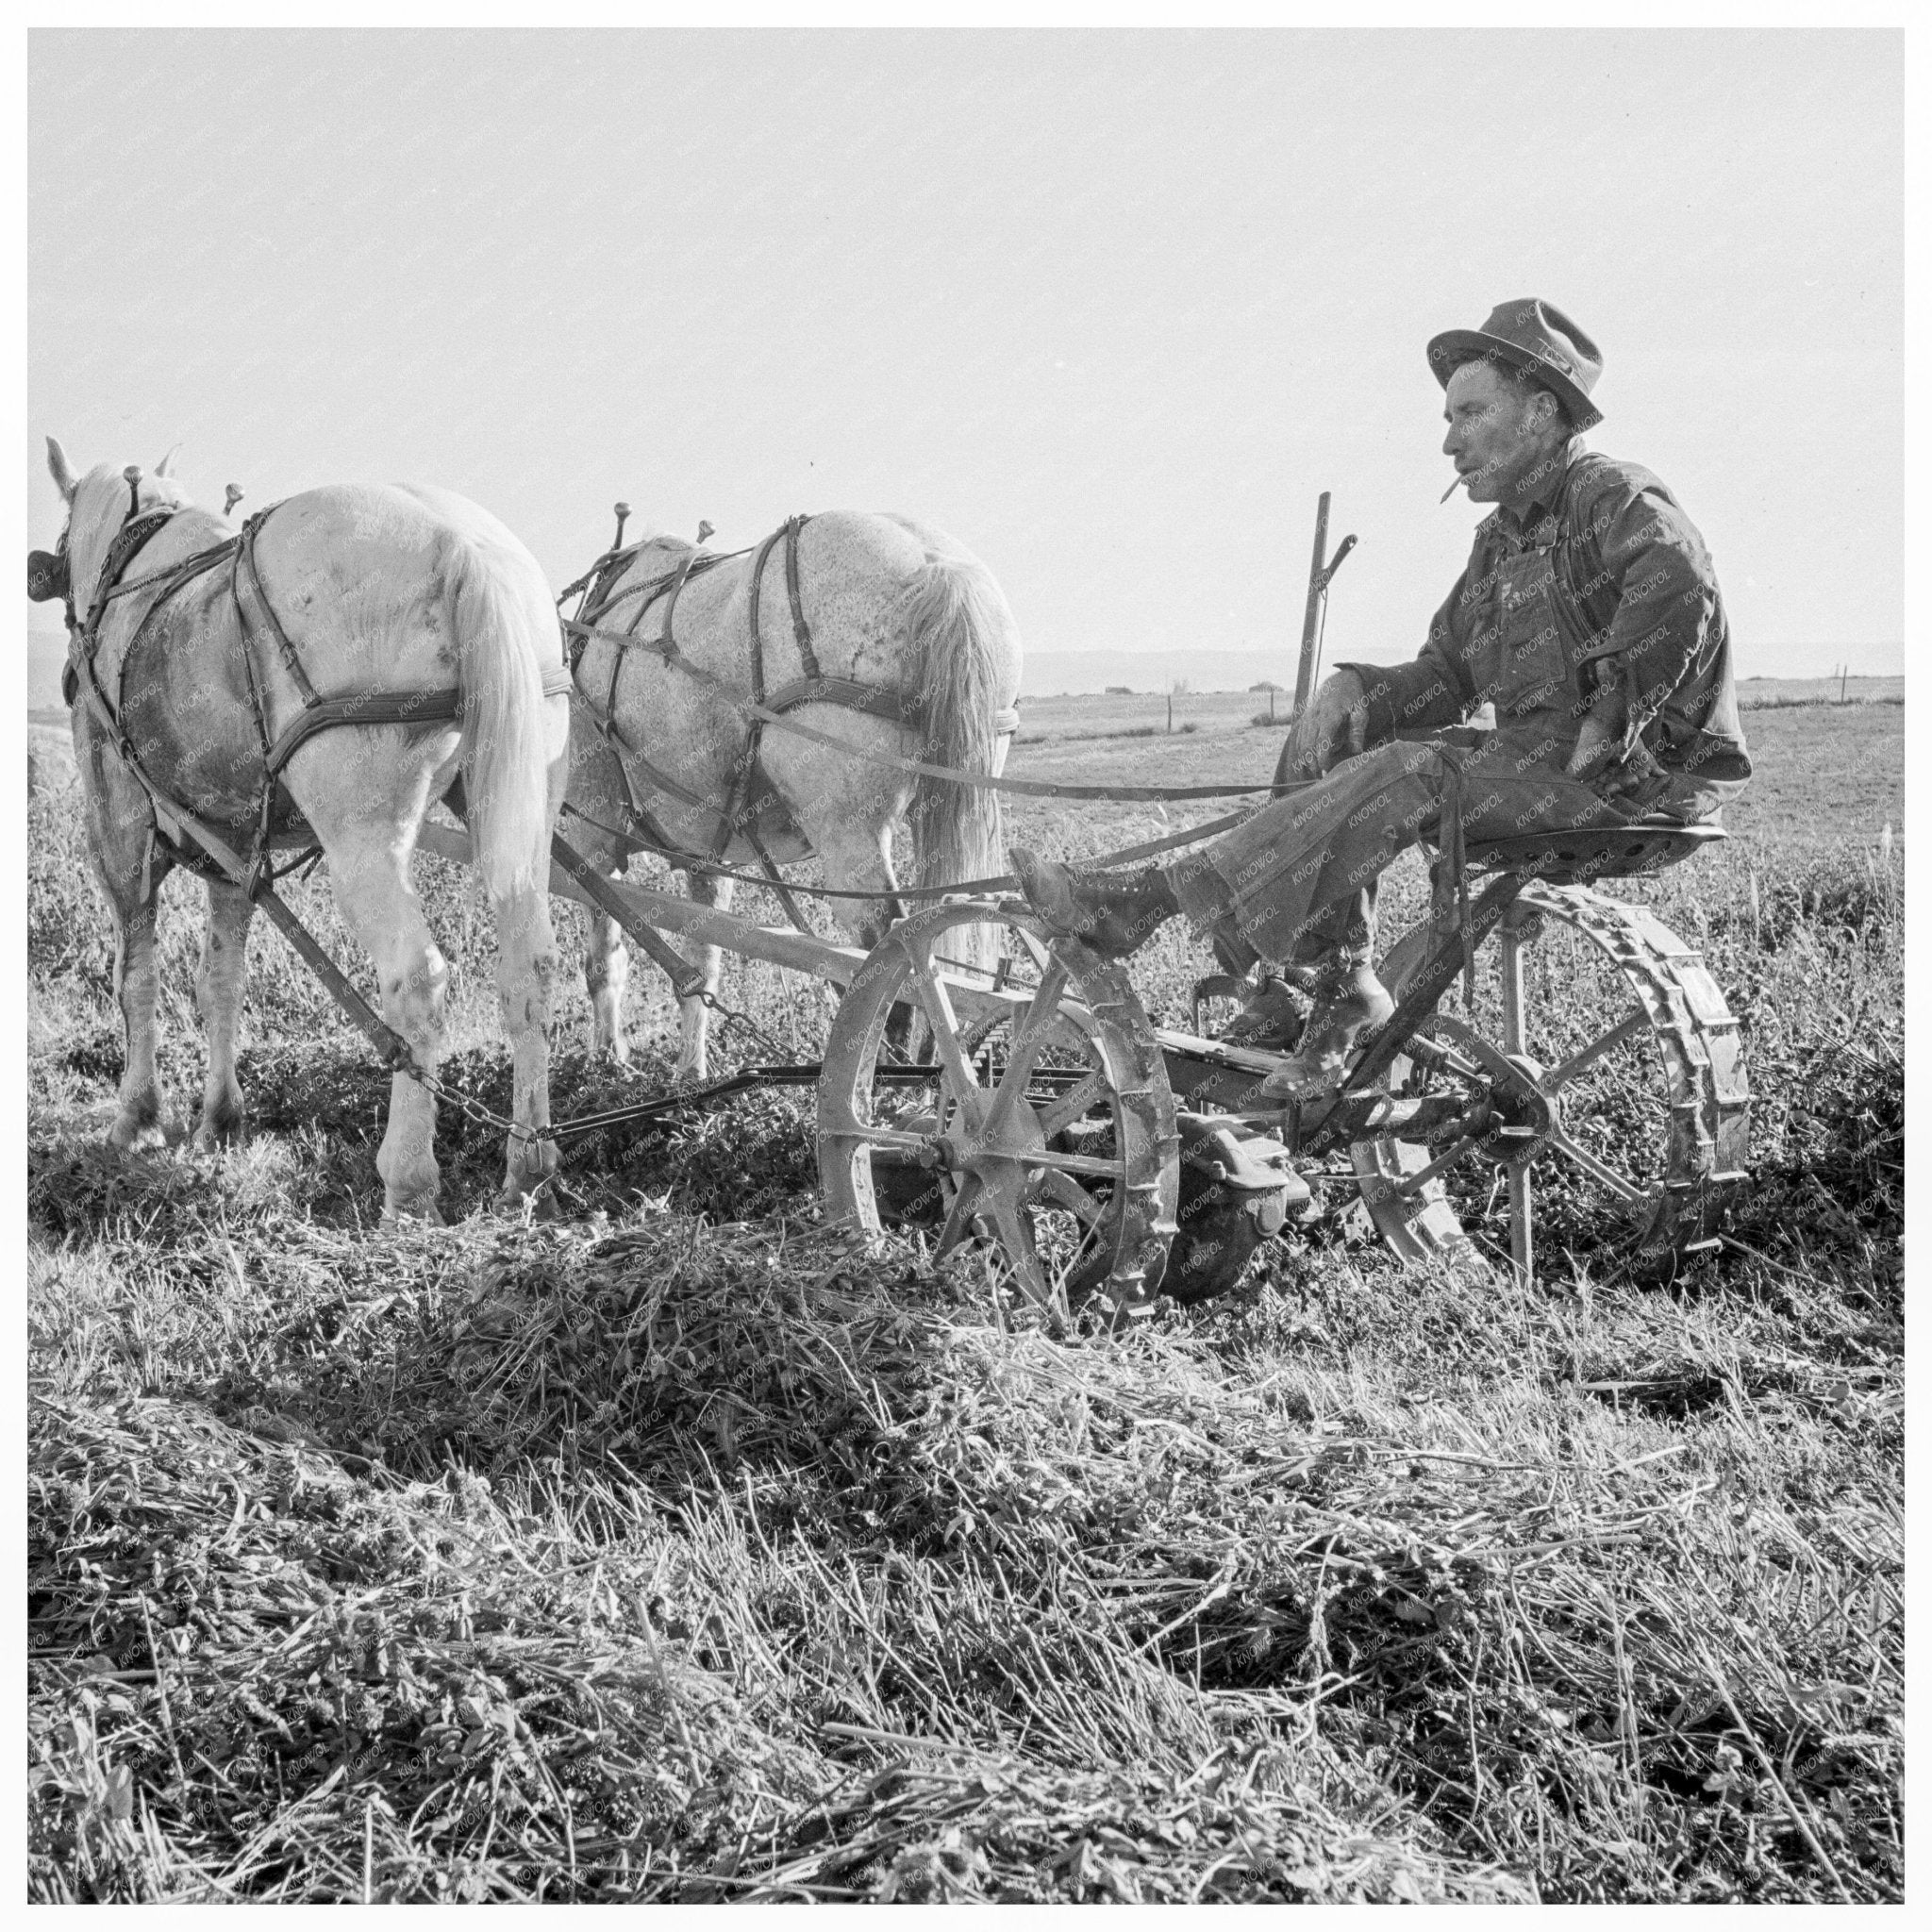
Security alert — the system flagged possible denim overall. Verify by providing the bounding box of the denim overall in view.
[1168,524,1730,970]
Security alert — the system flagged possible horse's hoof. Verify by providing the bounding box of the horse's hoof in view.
[500,1184,565,1224]
[381,1198,446,1228]
[109,1115,172,1154]
[193,1115,247,1154]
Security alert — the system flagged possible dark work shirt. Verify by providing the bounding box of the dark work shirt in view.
[1339,441,1751,783]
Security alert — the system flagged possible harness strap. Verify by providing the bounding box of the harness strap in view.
[578,708,720,820]
[714,523,795,863]
[265,663,573,779]
[747,829,817,934]
[760,674,922,724]
[649,549,699,645]
[559,544,713,864]
[783,514,820,681]
[226,543,283,888]
[76,509,189,721]
[575,541,743,631]
[267,691,464,776]
[237,508,322,707]
[604,549,710,849]
[69,508,235,878]
[745,523,785,699]
[80,509,179,643]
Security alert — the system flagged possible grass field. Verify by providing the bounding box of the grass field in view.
[26,693,1902,1902]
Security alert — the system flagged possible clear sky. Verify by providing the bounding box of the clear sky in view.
[27,28,1903,679]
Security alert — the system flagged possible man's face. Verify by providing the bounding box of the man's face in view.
[1441,361,1557,505]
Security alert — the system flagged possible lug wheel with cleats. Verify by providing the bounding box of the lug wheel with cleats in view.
[1350,880,1750,1282]
[818,901,1179,1315]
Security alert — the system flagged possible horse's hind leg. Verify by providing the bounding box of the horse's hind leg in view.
[491,878,561,1205]
[314,836,451,1222]
[92,828,174,1151]
[675,869,732,1083]
[585,905,631,1064]
[194,876,255,1149]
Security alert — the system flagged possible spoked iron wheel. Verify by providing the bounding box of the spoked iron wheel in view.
[818,901,1179,1315]
[1353,880,1750,1282]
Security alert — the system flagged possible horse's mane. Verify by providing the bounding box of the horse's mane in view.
[69,462,192,539]
[628,530,696,569]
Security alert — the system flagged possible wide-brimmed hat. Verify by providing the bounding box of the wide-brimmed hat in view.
[1426,298,1604,431]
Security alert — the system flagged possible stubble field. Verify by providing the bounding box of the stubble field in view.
[25,691,1903,1902]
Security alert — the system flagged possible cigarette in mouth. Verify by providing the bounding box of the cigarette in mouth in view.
[1440,475,1466,504]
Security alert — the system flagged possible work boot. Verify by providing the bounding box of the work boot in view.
[1257,954,1394,1099]
[1008,846,1180,960]
[1218,973,1314,1049]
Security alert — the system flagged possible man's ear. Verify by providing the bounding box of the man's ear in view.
[46,437,78,503]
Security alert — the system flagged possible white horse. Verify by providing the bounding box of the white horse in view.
[31,440,571,1221]
[562,510,1023,1077]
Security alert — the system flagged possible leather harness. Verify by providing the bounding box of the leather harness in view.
[562,515,1020,910]
[62,496,572,895]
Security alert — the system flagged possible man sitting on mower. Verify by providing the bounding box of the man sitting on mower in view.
[1013,298,1751,1098]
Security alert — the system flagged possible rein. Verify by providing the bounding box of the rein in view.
[564,608,1276,802]
[557,796,1260,905]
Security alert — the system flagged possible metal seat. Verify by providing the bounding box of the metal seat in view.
[1465,817,1727,885]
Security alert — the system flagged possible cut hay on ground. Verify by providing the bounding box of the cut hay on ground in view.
[26,725,1903,1903]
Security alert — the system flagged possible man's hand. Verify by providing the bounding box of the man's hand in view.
[1563,691,1624,785]
[1565,670,1664,800]
[1283,670,1368,780]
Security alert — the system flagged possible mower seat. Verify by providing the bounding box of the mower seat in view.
[1465,817,1727,886]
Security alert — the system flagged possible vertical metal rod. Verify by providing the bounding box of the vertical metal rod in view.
[1293,491,1332,717]
[1500,923,1533,1286]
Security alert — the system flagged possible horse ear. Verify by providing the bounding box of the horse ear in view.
[45,437,77,502]
[157,444,181,477]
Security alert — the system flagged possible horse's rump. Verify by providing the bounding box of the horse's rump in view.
[92,486,557,884]
[573,510,1022,876]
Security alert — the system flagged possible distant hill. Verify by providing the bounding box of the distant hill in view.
[25,626,1904,710]
[1018,647,1905,699]
[1021,648,1317,696]
[26,629,1310,708]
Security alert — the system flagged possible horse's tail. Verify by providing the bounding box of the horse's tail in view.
[905,548,1020,913]
[448,533,557,901]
